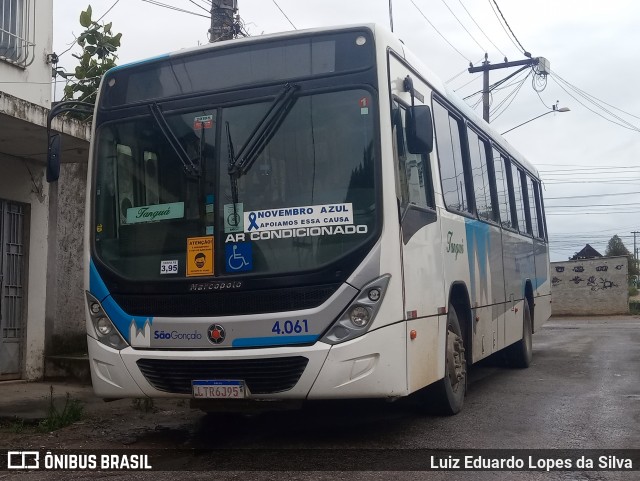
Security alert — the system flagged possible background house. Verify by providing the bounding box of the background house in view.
[0,0,89,380]
[570,244,603,260]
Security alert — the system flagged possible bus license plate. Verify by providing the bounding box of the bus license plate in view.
[192,380,246,399]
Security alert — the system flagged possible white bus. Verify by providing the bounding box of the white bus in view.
[48,24,551,414]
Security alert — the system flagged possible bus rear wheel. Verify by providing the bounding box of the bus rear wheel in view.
[430,303,467,415]
[506,298,533,368]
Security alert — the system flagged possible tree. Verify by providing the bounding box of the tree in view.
[61,5,122,105]
[605,235,639,278]
[605,235,631,257]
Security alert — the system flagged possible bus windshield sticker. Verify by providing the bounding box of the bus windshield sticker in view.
[244,203,353,233]
[194,115,214,130]
[224,203,244,233]
[206,225,214,236]
[187,236,214,277]
[160,260,178,275]
[125,202,185,224]
[360,97,369,115]
[225,242,253,273]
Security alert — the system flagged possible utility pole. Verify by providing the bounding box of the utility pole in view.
[209,0,238,42]
[469,55,550,123]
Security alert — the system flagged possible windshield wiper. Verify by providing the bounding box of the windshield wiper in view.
[149,102,199,177]
[228,83,300,179]
[226,121,240,208]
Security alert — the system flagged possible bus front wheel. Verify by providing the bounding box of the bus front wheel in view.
[429,303,467,415]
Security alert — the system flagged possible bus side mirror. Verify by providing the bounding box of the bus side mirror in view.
[406,105,433,155]
[47,133,61,182]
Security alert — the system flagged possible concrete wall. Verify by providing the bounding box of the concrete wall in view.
[46,162,88,354]
[551,256,629,316]
[0,154,50,379]
[0,0,53,107]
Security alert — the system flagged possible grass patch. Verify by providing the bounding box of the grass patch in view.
[630,300,640,315]
[629,286,639,297]
[37,386,84,432]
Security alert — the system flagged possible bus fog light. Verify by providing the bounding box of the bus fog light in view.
[90,303,101,315]
[349,306,370,327]
[96,317,112,336]
[368,288,381,302]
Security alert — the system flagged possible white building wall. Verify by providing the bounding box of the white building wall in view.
[0,0,53,107]
[0,154,49,379]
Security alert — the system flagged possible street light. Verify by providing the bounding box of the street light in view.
[501,104,570,135]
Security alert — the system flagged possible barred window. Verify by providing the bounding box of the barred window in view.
[0,0,34,66]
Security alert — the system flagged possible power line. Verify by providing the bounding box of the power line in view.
[490,0,528,55]
[549,74,640,132]
[140,0,210,18]
[552,73,639,130]
[552,70,640,121]
[540,166,639,173]
[409,0,470,63]
[439,0,485,53]
[457,0,507,59]
[489,70,531,120]
[446,56,485,84]
[545,191,640,200]
[548,210,640,215]
[486,0,521,54]
[57,0,122,58]
[453,72,482,92]
[186,0,211,14]
[546,202,640,209]
[271,0,297,30]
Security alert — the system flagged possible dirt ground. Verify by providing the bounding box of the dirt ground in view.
[0,396,203,450]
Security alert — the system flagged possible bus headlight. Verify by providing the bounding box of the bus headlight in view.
[321,274,391,345]
[96,317,112,336]
[349,306,371,327]
[86,292,129,350]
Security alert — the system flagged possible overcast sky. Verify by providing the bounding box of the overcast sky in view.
[53,0,640,261]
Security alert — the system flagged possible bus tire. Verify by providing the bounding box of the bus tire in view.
[430,303,467,415]
[506,299,533,368]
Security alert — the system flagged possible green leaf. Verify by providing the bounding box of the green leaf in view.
[79,8,91,28]
[104,22,112,34]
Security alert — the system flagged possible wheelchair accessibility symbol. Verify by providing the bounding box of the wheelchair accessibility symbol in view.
[225,242,253,272]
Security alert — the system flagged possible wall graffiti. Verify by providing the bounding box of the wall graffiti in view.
[551,258,628,315]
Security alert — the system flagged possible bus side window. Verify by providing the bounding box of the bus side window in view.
[525,175,540,238]
[532,179,547,240]
[493,149,512,229]
[433,101,470,213]
[467,128,497,222]
[510,161,528,233]
[392,102,435,209]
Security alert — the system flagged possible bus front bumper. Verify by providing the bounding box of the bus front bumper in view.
[87,321,408,400]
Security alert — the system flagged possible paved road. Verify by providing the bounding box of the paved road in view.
[3,317,639,480]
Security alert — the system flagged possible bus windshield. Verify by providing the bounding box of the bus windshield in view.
[93,88,377,281]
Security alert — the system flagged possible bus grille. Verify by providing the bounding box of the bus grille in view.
[112,284,339,317]
[136,357,309,395]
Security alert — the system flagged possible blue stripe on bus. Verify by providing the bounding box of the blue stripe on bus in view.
[232,335,318,348]
[90,260,153,342]
[107,54,170,73]
[89,259,110,302]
